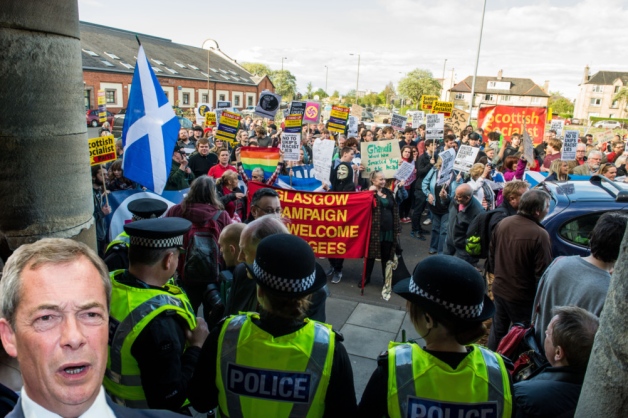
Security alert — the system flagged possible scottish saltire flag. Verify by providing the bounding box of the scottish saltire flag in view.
[122,45,180,194]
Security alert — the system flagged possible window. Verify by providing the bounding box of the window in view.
[202,94,208,102]
[105,89,116,104]
[454,93,465,100]
[500,95,511,102]
[240,77,250,82]
[201,72,211,78]
[531,97,541,104]
[611,100,619,108]
[220,74,230,80]
[174,62,186,68]
[120,62,134,69]
[165,67,179,74]
[182,93,190,105]
[615,86,621,93]
[484,94,494,101]
[104,52,120,60]
[101,60,115,67]
[247,95,254,106]
[164,91,169,99]
[219,69,228,74]
[559,213,605,248]
[210,68,218,73]
[590,98,601,106]
[229,70,238,75]
[84,90,91,110]
[592,85,603,93]
[234,95,240,106]
[188,64,200,70]
[152,66,163,73]
[219,94,226,101]
[82,49,99,57]
[151,59,165,65]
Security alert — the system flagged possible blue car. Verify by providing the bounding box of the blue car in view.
[534,175,628,257]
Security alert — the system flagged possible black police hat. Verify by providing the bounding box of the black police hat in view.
[124,218,191,249]
[247,234,327,298]
[394,255,494,323]
[127,198,168,221]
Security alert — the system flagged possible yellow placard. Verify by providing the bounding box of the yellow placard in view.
[219,111,241,128]
[285,114,303,129]
[431,101,454,117]
[88,135,117,166]
[205,112,216,127]
[330,107,350,119]
[420,95,439,111]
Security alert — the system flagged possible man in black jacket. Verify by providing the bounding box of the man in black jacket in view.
[410,139,436,240]
[187,138,218,178]
[514,306,599,418]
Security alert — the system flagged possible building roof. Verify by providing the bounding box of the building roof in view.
[585,71,628,86]
[79,21,255,86]
[450,76,549,97]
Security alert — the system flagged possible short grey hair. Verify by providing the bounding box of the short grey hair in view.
[588,150,603,159]
[242,216,288,248]
[518,189,550,217]
[251,168,265,177]
[0,238,111,327]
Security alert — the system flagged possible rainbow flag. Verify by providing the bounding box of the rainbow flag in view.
[240,146,280,181]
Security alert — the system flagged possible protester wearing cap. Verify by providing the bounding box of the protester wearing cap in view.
[165,145,195,191]
[358,255,513,418]
[189,234,356,417]
[104,198,169,272]
[105,218,209,413]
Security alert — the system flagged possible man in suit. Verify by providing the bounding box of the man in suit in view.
[0,238,184,417]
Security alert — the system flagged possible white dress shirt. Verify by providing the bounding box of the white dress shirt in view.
[21,385,115,418]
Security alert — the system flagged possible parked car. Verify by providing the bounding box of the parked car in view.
[111,108,192,138]
[373,107,391,116]
[593,120,622,129]
[533,175,628,257]
[361,111,374,122]
[241,106,256,116]
[86,110,114,127]
[565,118,581,125]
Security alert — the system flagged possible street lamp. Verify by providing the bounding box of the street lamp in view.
[202,38,219,107]
[281,57,288,72]
[349,53,360,102]
[468,0,487,118]
[324,65,329,93]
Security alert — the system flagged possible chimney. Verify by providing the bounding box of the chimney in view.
[542,80,549,93]
[497,69,503,80]
[583,65,590,83]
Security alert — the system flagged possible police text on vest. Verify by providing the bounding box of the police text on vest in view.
[227,364,311,403]
[406,397,497,418]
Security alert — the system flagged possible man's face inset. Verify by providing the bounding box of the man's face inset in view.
[337,165,349,180]
[0,257,109,417]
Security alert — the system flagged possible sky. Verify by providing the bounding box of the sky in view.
[78,0,628,101]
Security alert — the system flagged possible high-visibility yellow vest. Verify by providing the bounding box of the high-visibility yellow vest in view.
[104,270,197,409]
[216,313,335,418]
[106,231,130,253]
[387,342,512,418]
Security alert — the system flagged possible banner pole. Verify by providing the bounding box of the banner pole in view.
[100,164,109,207]
[360,191,375,296]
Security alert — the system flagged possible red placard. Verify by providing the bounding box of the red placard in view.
[478,105,547,144]
[247,182,373,258]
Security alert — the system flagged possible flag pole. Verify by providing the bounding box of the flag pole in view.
[135,35,141,46]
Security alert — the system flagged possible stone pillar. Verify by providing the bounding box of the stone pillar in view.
[0,0,95,257]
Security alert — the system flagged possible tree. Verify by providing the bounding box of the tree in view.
[270,70,297,101]
[548,91,574,116]
[398,69,441,109]
[381,82,395,105]
[575,228,628,416]
[331,90,340,99]
[306,82,313,99]
[613,87,628,119]
[241,62,272,77]
[313,88,329,99]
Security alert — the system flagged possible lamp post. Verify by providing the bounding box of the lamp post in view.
[202,38,219,107]
[281,57,288,72]
[324,65,328,94]
[350,53,360,102]
[468,0,487,118]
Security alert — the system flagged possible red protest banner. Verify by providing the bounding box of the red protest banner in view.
[477,105,547,144]
[247,182,373,258]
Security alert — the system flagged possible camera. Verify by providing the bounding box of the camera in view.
[203,283,225,329]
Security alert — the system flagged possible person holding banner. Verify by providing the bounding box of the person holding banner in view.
[362,171,400,287]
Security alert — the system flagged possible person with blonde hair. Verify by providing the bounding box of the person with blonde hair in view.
[546,159,571,182]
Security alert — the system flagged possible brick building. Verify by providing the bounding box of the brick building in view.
[573,66,628,121]
[80,21,274,113]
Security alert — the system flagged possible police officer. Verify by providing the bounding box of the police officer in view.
[104,217,209,413]
[358,255,513,418]
[103,198,169,271]
[189,234,357,417]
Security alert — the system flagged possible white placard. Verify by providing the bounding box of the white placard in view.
[409,111,425,128]
[394,161,415,182]
[360,140,402,179]
[216,101,231,109]
[347,115,358,137]
[312,138,335,183]
[426,113,444,140]
[561,130,579,161]
[550,119,565,139]
[437,148,456,185]
[195,103,212,126]
[391,114,408,131]
[255,90,282,119]
[522,129,534,163]
[281,133,301,162]
[453,145,479,173]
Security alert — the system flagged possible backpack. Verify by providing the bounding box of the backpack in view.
[465,209,502,258]
[179,210,223,285]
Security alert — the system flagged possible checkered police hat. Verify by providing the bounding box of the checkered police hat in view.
[393,255,494,323]
[124,218,191,249]
[128,198,168,221]
[248,234,327,297]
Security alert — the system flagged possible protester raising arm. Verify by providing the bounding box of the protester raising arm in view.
[235,147,285,185]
